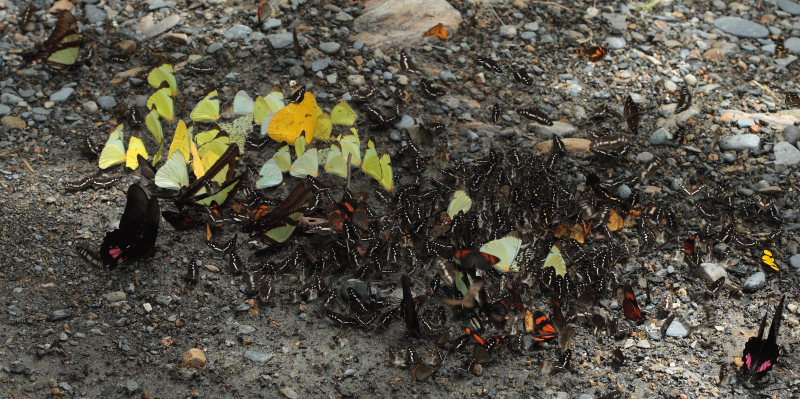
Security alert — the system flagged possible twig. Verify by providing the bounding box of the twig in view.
[750,80,780,103]
[21,158,35,174]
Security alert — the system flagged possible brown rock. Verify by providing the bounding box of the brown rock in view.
[703,48,725,61]
[118,40,137,54]
[353,0,462,48]
[535,138,591,155]
[49,0,75,11]
[1,116,27,130]
[182,348,206,369]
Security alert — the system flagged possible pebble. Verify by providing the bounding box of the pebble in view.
[537,122,577,138]
[96,96,117,110]
[713,17,768,38]
[289,65,304,77]
[319,42,341,55]
[143,15,181,38]
[206,42,224,54]
[50,87,75,103]
[700,263,728,283]
[576,395,594,399]
[1,93,22,105]
[439,70,457,82]
[156,295,172,306]
[790,254,800,268]
[238,325,256,334]
[104,291,126,303]
[84,4,106,25]
[0,104,10,115]
[47,309,73,321]
[280,387,299,399]
[777,0,800,15]
[636,339,651,349]
[773,141,800,165]
[719,134,760,151]
[499,25,517,38]
[335,11,354,22]
[665,319,690,338]
[616,184,632,199]
[648,127,673,145]
[262,18,282,30]
[636,152,654,163]
[182,348,206,368]
[142,303,152,313]
[244,350,274,364]
[785,37,800,54]
[125,380,139,394]
[225,24,252,41]
[1,115,26,129]
[82,101,99,113]
[743,271,766,293]
[394,114,415,129]
[605,37,626,49]
[326,73,337,84]
[311,58,331,72]
[783,125,800,145]
[267,32,294,49]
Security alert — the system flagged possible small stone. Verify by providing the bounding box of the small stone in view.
[743,272,766,293]
[225,24,252,40]
[239,325,256,334]
[319,42,341,55]
[499,25,517,38]
[344,368,356,377]
[279,387,299,399]
[335,11,354,21]
[84,4,107,25]
[665,319,690,338]
[1,115,26,129]
[182,348,206,369]
[773,141,800,165]
[713,17,768,38]
[719,134,760,151]
[50,87,75,102]
[82,101,99,113]
[790,254,800,268]
[142,14,181,38]
[636,339,651,349]
[777,0,800,15]
[394,114,415,129]
[783,125,800,145]
[700,263,728,283]
[148,0,175,10]
[244,350,274,364]
[267,32,294,48]
[262,18,282,30]
[206,42,224,54]
[397,75,408,85]
[104,291,126,303]
[438,70,456,82]
[96,96,117,110]
[125,380,139,394]
[616,184,631,199]
[289,65,304,77]
[0,104,10,115]
[347,75,365,86]
[605,37,626,49]
[326,73,337,84]
[1,93,22,105]
[156,295,172,306]
[311,58,331,72]
[142,303,152,313]
[648,127,673,145]
[636,152,654,163]
[47,309,73,321]
[537,122,577,138]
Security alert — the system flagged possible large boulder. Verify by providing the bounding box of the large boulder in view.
[353,0,462,48]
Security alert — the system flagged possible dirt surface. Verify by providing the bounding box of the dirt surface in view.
[1,0,800,398]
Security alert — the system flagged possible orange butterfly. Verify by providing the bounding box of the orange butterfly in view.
[620,285,645,325]
[524,310,558,342]
[424,23,449,40]
[576,46,607,61]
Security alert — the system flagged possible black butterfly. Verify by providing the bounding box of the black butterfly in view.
[624,95,641,135]
[513,67,533,86]
[76,184,160,267]
[64,173,120,192]
[287,86,306,104]
[24,10,82,67]
[399,49,418,71]
[786,93,800,108]
[475,56,503,74]
[675,86,691,114]
[18,5,39,28]
[491,103,501,123]
[741,295,785,380]
[420,79,446,98]
[516,107,553,126]
[774,37,788,58]
[401,274,421,337]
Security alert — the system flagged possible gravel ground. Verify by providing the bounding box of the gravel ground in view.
[1,0,799,398]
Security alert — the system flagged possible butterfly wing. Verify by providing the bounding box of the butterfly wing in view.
[98,124,126,169]
[100,184,160,267]
[147,88,175,121]
[26,11,81,66]
[233,90,255,115]
[331,101,357,126]
[622,286,645,324]
[289,148,319,178]
[155,150,190,190]
[190,90,221,122]
[256,159,284,188]
[147,64,178,97]
[125,136,148,170]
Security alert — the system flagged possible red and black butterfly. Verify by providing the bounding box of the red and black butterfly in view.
[620,285,645,324]
[161,211,202,230]
[576,46,607,61]
[742,295,785,380]
[76,184,160,268]
[327,189,369,233]
[525,310,558,342]
[454,249,500,272]
[465,327,509,350]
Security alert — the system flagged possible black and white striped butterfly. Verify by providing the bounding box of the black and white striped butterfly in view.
[516,107,552,125]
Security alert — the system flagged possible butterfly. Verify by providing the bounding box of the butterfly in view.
[741,295,785,380]
[76,184,160,268]
[675,85,692,114]
[161,211,203,230]
[512,67,533,86]
[420,79,447,98]
[761,249,779,271]
[190,90,220,122]
[401,274,421,337]
[398,49,418,71]
[63,173,120,192]
[517,107,553,126]
[576,46,607,61]
[423,23,449,40]
[147,64,179,97]
[25,10,81,67]
[18,5,39,28]
[620,285,645,324]
[774,37,788,58]
[475,56,504,74]
[623,95,641,135]
[786,93,800,108]
[491,103,502,123]
[525,310,558,342]
[465,327,509,350]
[327,189,369,233]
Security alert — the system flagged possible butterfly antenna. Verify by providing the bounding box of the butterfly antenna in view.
[766,295,786,345]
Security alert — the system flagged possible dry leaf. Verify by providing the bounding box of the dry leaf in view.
[607,209,624,231]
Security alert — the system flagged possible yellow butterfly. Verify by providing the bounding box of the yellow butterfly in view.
[147,64,179,97]
[331,101,357,126]
[190,90,220,122]
[761,250,779,271]
[268,91,321,144]
[362,139,393,191]
[168,120,192,164]
[480,234,522,273]
[447,190,472,219]
[147,88,175,121]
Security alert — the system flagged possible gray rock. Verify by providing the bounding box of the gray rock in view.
[0,104,10,115]
[719,134,760,150]
[206,42,224,54]
[576,395,594,399]
[96,96,117,110]
[104,291,126,302]
[238,325,256,334]
[713,17,768,38]
[773,141,800,165]
[319,42,341,55]
[537,121,576,138]
[439,96,461,110]
[777,0,800,15]
[499,25,517,38]
[335,11,354,21]
[225,24,252,40]
[636,339,651,349]
[50,87,75,102]
[267,32,294,49]
[743,271,766,293]
[737,118,755,128]
[83,101,99,113]
[786,37,800,55]
[665,319,690,338]
[1,93,22,105]
[280,387,299,399]
[125,380,139,394]
[47,309,73,321]
[262,18,282,30]
[383,71,393,80]
[790,254,800,268]
[616,184,632,199]
[439,70,457,82]
[244,350,274,364]
[636,152,654,163]
[520,31,536,41]
[347,75,365,86]
[700,262,728,283]
[311,58,331,72]
[143,15,182,38]
[289,65,304,77]
[605,37,626,49]
[783,125,799,145]
[84,4,107,25]
[648,127,673,145]
[394,114,415,129]
[156,295,172,306]
[147,0,174,10]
